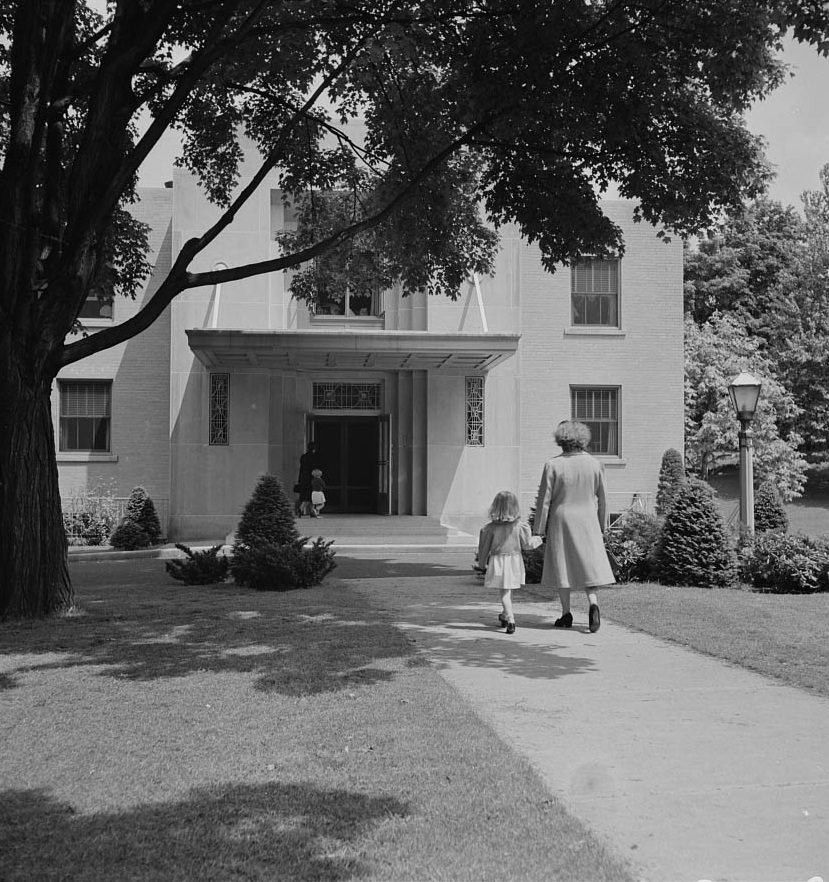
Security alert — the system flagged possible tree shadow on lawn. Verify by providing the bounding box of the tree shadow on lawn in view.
[0,782,408,882]
[332,555,474,579]
[0,560,417,696]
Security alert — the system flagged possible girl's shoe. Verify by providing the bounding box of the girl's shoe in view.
[589,603,601,633]
[498,613,508,628]
[553,612,573,628]
[506,622,516,634]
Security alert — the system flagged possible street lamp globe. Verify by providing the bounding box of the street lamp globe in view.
[728,371,763,422]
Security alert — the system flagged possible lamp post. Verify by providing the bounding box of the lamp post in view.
[728,371,763,536]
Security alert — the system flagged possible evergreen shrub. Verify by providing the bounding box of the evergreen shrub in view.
[124,486,163,544]
[165,544,230,585]
[523,544,545,584]
[109,520,151,550]
[231,475,336,590]
[655,448,686,517]
[741,532,829,594]
[654,478,737,588]
[754,480,789,533]
[605,511,662,582]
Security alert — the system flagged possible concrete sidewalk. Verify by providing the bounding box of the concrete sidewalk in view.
[336,551,829,882]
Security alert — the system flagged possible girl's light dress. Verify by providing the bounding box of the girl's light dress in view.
[477,519,542,590]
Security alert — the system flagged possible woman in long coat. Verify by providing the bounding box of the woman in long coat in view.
[533,420,615,632]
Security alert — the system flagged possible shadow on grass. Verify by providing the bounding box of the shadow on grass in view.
[332,555,473,579]
[0,783,409,882]
[0,560,417,696]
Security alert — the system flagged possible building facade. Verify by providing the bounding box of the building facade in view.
[55,153,684,540]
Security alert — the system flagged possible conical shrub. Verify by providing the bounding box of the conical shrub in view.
[655,478,736,588]
[234,474,298,547]
[124,486,162,544]
[655,448,686,517]
[754,479,788,533]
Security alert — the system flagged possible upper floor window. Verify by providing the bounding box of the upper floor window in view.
[571,258,619,327]
[571,386,619,456]
[314,286,383,317]
[59,380,111,452]
[77,289,113,321]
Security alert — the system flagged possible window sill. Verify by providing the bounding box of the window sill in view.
[597,457,626,467]
[564,327,625,337]
[310,315,385,330]
[57,453,119,463]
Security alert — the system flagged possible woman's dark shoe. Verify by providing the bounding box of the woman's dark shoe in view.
[553,612,573,628]
[589,603,601,633]
[498,613,508,628]
[506,621,516,634]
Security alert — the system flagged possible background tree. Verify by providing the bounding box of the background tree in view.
[684,313,807,498]
[754,479,789,532]
[3,1,829,618]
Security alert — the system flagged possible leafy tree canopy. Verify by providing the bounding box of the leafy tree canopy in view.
[3,0,829,618]
[684,313,807,499]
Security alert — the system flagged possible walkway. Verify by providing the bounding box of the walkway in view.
[335,550,829,882]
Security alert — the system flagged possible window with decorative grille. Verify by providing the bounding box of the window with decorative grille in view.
[571,258,620,326]
[465,376,485,446]
[571,387,619,455]
[312,382,381,410]
[209,374,229,445]
[59,380,112,451]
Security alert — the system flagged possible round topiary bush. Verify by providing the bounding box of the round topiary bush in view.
[110,520,151,550]
[654,478,737,588]
[655,448,686,517]
[124,486,162,544]
[754,479,788,533]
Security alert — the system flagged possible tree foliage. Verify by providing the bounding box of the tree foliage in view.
[3,0,829,617]
[684,313,807,499]
[684,167,829,456]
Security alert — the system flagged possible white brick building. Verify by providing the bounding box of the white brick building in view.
[55,153,684,539]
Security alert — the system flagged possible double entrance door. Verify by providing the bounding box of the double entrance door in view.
[310,415,390,514]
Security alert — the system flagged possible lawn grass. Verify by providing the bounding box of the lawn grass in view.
[1,560,636,882]
[601,582,829,699]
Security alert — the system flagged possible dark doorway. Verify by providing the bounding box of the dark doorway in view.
[312,417,380,513]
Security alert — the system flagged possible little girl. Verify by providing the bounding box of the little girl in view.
[310,468,326,517]
[477,490,542,634]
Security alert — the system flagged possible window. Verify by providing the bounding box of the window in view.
[209,374,229,445]
[465,376,485,446]
[571,387,619,455]
[315,286,383,317]
[313,382,381,410]
[571,258,619,326]
[59,381,111,452]
[77,287,113,321]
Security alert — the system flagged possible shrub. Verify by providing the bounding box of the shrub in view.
[233,537,336,591]
[654,478,737,588]
[605,511,662,582]
[124,486,162,544]
[62,483,120,546]
[109,521,151,550]
[741,532,829,594]
[231,475,336,590]
[655,448,686,517]
[523,544,545,584]
[165,544,230,585]
[234,474,298,547]
[754,480,788,533]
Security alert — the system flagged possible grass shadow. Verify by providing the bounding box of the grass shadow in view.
[1,560,416,696]
[0,783,409,882]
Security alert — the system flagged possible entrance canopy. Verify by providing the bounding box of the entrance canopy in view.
[186,329,520,372]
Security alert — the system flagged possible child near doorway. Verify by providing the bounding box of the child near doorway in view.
[310,469,326,518]
[476,490,542,634]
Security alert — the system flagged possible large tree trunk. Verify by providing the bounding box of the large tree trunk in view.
[0,365,72,619]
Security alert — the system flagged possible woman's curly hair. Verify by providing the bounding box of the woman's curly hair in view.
[554,420,592,452]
